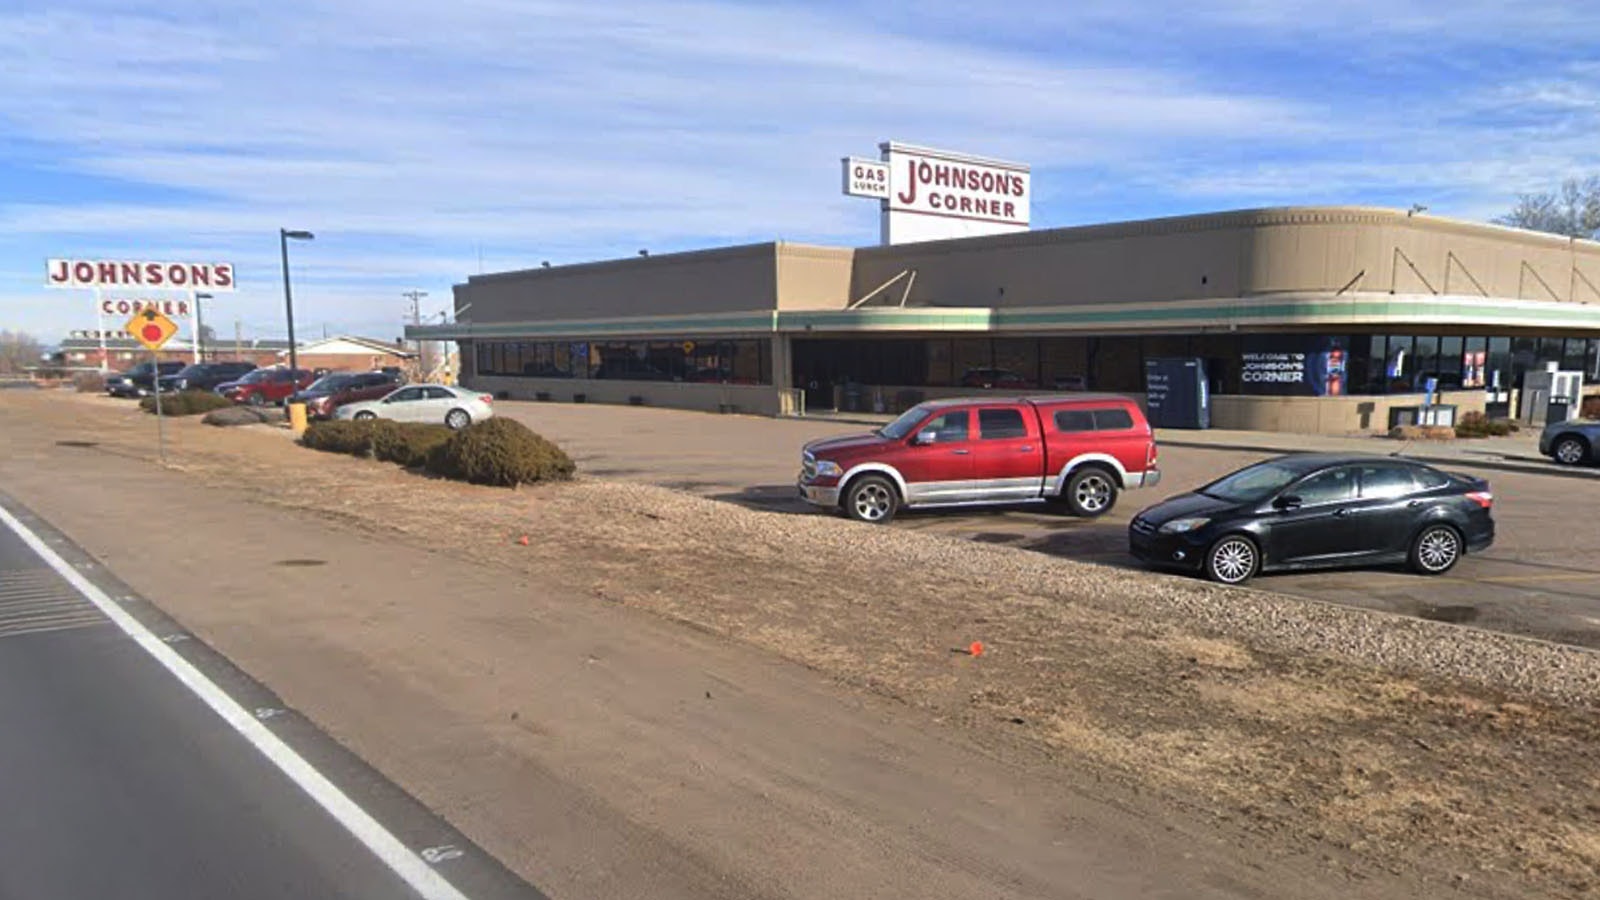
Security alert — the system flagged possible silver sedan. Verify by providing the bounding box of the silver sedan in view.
[334,384,495,430]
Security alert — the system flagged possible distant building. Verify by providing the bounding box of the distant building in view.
[277,336,416,373]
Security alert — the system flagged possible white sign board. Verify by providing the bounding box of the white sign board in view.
[46,258,237,291]
[841,142,1031,245]
[841,157,890,199]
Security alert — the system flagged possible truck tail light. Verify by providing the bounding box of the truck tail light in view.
[1465,491,1493,509]
[1146,442,1158,468]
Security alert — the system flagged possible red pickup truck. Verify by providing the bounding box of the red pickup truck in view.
[799,395,1160,523]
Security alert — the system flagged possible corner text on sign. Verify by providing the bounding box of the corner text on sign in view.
[100,298,192,318]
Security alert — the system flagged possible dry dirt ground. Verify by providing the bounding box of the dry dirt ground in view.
[5,391,1600,899]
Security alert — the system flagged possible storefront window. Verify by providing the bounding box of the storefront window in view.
[924,340,954,386]
[951,339,992,387]
[1094,337,1143,392]
[1438,336,1463,389]
[1412,335,1440,388]
[1587,340,1600,381]
[1190,334,1242,394]
[1510,336,1538,387]
[991,339,1039,388]
[1353,335,1385,394]
[1487,336,1511,390]
[1383,336,1414,392]
[1461,336,1487,389]
[1562,337,1587,374]
[1039,337,1090,390]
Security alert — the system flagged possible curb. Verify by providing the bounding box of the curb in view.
[1156,439,1597,480]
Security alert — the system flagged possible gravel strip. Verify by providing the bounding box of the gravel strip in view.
[578,480,1600,711]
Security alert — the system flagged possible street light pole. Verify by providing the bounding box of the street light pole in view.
[279,228,314,375]
[194,292,213,362]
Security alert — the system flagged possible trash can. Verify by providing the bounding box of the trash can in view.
[1545,397,1572,425]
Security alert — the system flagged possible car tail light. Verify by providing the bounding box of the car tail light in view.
[480,394,494,404]
[1465,491,1493,509]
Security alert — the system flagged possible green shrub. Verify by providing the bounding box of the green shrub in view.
[139,390,234,416]
[301,420,379,455]
[1455,411,1514,438]
[424,417,575,487]
[371,421,454,468]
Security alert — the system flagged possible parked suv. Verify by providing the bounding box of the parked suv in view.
[106,361,184,397]
[1540,419,1600,466]
[798,394,1160,523]
[290,370,405,419]
[218,367,316,406]
[156,361,257,394]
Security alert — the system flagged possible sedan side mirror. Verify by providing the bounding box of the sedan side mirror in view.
[1273,494,1303,511]
[912,430,938,446]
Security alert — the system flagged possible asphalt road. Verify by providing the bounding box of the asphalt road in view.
[498,402,1600,649]
[0,507,538,900]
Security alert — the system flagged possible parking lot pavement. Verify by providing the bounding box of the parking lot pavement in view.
[498,401,1600,649]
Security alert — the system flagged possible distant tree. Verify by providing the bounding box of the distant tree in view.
[1495,175,1600,239]
[199,323,217,344]
[0,330,44,375]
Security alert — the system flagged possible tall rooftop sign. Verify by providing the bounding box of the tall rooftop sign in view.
[842,141,1031,245]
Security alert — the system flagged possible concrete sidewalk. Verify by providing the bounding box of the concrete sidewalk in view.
[798,411,1591,480]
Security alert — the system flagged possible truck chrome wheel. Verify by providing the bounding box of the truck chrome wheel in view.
[844,476,898,524]
[1064,468,1119,518]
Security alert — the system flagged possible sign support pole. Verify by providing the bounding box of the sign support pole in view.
[190,290,200,364]
[151,348,166,462]
[94,287,108,373]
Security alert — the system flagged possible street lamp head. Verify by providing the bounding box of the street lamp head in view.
[282,229,315,240]
[195,292,214,300]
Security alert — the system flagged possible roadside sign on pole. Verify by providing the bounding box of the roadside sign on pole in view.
[125,309,179,352]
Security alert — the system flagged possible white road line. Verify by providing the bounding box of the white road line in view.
[0,504,472,900]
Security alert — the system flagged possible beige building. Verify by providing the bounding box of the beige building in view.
[410,206,1600,433]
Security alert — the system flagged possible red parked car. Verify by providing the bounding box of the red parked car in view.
[798,394,1160,523]
[288,371,405,419]
[218,368,316,407]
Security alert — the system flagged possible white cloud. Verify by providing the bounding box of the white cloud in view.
[0,0,1597,339]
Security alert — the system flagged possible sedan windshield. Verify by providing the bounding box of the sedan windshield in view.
[879,404,933,440]
[1197,461,1303,504]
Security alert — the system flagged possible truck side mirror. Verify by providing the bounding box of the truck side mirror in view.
[912,430,938,446]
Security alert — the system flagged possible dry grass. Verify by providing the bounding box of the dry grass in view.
[12,392,1600,898]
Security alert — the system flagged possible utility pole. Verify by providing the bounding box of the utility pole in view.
[234,318,242,361]
[402,289,428,378]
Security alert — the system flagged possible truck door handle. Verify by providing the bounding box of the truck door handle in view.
[1333,508,1352,517]
[1406,500,1422,508]
[1019,445,1034,452]
[952,449,970,455]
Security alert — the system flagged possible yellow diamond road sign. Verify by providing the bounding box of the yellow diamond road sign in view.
[125,309,179,351]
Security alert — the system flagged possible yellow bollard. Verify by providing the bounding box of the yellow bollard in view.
[288,402,309,436]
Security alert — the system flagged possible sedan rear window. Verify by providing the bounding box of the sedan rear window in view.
[1358,465,1417,499]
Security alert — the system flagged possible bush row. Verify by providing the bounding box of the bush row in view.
[140,390,234,416]
[1454,411,1518,438]
[300,417,574,487]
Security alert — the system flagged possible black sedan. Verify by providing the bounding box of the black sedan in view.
[1129,453,1494,585]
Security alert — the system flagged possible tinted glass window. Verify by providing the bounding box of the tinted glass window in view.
[978,408,1028,439]
[921,411,969,443]
[1413,467,1450,490]
[1359,465,1417,499]
[1094,408,1134,430]
[423,387,454,399]
[1054,409,1095,432]
[1292,467,1358,505]
[390,387,423,402]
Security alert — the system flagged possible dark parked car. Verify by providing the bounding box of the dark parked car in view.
[156,361,258,394]
[1539,419,1600,466]
[1129,453,1494,585]
[289,370,405,419]
[106,361,185,397]
[959,368,1031,389]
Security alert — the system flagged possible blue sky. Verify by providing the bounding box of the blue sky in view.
[2,0,1597,345]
